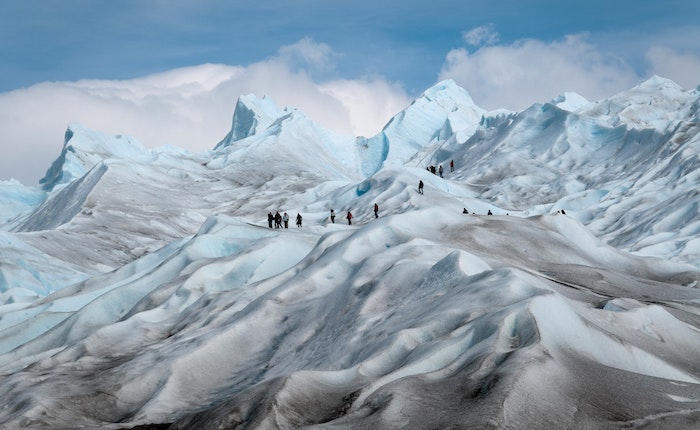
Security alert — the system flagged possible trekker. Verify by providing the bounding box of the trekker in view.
[330,209,336,224]
[450,159,454,172]
[418,180,424,194]
[346,211,353,225]
[275,211,282,228]
[283,212,290,228]
[438,165,443,178]
[374,203,379,218]
[296,213,302,228]
[487,210,493,215]
[267,212,274,228]
[463,208,469,214]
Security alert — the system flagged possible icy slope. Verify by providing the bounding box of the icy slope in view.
[419,77,700,264]
[0,207,698,429]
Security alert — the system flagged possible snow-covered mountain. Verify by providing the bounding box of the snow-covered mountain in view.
[0,77,699,429]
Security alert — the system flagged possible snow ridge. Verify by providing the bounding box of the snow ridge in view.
[16,161,107,232]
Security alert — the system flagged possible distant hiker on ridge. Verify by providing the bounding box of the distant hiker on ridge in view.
[346,211,353,225]
[296,213,302,228]
[330,209,336,224]
[418,180,424,194]
[374,203,379,218]
[450,159,454,172]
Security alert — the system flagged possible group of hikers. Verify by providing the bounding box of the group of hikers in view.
[265,157,561,228]
[421,159,455,192]
[268,203,381,229]
[268,211,303,228]
[331,208,354,225]
[329,203,380,226]
[463,208,494,215]
[263,158,568,229]
[461,208,564,216]
[426,159,455,178]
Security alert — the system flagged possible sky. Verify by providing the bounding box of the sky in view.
[1,0,699,185]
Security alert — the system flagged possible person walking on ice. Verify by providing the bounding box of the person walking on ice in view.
[275,211,282,228]
[296,213,302,228]
[283,212,290,228]
[438,165,443,178]
[330,209,336,224]
[346,211,353,225]
[418,180,424,194]
[374,203,379,218]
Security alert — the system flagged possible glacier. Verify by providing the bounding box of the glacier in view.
[0,77,699,429]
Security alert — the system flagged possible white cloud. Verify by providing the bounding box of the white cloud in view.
[277,37,336,72]
[0,40,409,185]
[645,46,700,90]
[318,79,410,138]
[462,25,499,46]
[439,34,642,111]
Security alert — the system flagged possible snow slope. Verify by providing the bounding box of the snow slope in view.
[0,77,699,429]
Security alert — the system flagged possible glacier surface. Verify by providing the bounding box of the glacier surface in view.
[0,77,699,429]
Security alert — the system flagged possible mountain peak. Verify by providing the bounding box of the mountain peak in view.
[354,79,487,176]
[637,75,685,91]
[621,75,689,102]
[420,79,480,108]
[214,94,285,149]
[39,124,147,190]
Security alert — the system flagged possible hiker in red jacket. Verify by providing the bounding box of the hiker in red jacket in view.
[346,211,353,225]
[374,203,379,218]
